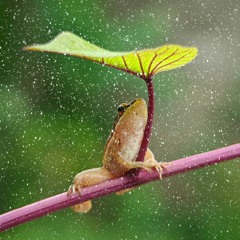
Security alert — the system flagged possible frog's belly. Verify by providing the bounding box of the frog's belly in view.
[120,137,140,163]
[103,130,143,176]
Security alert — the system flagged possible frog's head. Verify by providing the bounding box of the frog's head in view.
[113,98,147,130]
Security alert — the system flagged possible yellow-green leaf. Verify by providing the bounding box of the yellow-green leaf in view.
[24,31,198,79]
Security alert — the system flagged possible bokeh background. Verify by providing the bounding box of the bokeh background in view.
[1,0,240,239]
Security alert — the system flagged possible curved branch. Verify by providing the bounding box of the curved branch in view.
[1,143,240,232]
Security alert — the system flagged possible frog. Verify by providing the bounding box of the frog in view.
[68,98,165,213]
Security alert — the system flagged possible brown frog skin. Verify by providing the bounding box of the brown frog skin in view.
[68,99,164,213]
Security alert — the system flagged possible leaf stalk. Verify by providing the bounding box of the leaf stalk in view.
[136,77,154,162]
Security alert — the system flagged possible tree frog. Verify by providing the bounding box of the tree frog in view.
[68,98,164,213]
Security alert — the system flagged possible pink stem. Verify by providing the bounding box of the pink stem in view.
[1,143,240,232]
[136,78,154,162]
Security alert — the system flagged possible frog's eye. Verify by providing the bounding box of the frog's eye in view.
[117,103,129,112]
[117,105,125,112]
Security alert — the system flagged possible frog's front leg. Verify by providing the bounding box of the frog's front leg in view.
[116,148,166,195]
[68,167,114,213]
[118,148,166,178]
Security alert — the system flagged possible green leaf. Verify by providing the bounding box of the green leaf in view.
[24,31,198,79]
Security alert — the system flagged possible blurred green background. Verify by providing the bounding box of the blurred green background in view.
[1,0,240,239]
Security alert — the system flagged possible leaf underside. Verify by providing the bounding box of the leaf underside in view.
[24,32,198,79]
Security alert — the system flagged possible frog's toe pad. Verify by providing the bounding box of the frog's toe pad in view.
[67,184,82,197]
[154,162,168,179]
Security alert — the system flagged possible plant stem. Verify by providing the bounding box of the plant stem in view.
[136,78,154,162]
[1,143,240,232]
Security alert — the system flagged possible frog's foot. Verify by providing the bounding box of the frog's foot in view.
[67,183,92,213]
[67,183,81,196]
[138,160,168,179]
[152,161,168,179]
[125,160,167,179]
[67,167,113,213]
[143,148,168,179]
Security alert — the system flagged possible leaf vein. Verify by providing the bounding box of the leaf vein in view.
[153,49,195,74]
[121,56,128,70]
[150,47,175,76]
[147,52,157,78]
[136,53,145,78]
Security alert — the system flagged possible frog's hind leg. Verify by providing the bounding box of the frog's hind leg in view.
[68,167,113,213]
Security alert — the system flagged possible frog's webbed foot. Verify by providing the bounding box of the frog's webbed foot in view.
[67,184,79,196]
[67,173,84,197]
[67,182,92,213]
[67,167,114,213]
[67,171,93,213]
